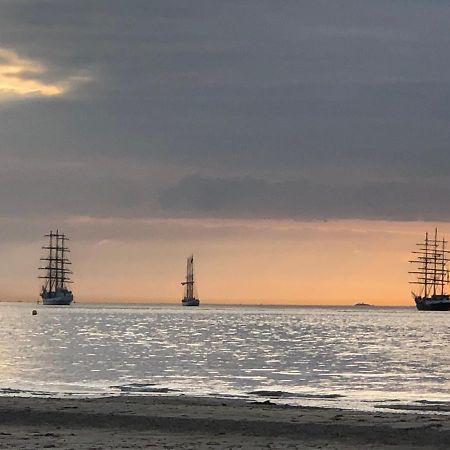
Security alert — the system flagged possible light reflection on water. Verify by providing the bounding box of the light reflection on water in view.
[0,303,449,411]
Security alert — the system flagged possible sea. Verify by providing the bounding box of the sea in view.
[0,302,449,413]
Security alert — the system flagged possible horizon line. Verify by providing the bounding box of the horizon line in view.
[0,299,414,307]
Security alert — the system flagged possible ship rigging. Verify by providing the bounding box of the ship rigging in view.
[38,230,74,306]
[409,228,450,311]
[181,255,200,306]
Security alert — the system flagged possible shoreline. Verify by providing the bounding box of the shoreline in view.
[0,396,449,449]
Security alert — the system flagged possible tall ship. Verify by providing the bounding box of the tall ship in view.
[409,229,450,311]
[38,230,74,306]
[181,255,200,306]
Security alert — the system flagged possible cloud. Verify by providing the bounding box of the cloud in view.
[0,1,450,223]
[159,175,450,222]
[0,47,88,101]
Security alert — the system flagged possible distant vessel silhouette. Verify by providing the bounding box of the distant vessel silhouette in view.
[38,230,74,306]
[181,255,199,306]
[409,229,450,311]
[354,302,372,307]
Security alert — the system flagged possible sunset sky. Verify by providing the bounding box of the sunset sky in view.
[1,1,450,305]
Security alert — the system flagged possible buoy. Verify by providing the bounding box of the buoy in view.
[32,310,37,315]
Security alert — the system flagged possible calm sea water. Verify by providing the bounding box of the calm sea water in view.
[0,302,449,412]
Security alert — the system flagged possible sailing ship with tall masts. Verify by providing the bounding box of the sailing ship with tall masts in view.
[409,228,450,311]
[181,255,200,306]
[38,230,74,305]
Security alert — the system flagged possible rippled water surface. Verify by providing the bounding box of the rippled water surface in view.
[0,303,449,411]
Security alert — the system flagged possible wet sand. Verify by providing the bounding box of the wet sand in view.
[0,396,448,449]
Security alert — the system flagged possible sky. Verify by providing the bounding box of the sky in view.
[1,0,450,305]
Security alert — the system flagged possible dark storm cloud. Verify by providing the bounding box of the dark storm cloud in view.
[159,175,450,221]
[1,0,450,221]
[0,169,148,216]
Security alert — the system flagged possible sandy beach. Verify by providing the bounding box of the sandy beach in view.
[0,396,448,449]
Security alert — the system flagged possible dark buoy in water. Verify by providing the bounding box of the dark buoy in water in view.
[32,309,37,316]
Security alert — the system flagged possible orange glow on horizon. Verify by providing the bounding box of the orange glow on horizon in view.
[0,218,445,307]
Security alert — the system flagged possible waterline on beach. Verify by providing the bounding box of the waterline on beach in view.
[1,302,449,413]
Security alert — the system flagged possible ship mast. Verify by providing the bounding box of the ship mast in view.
[181,255,195,299]
[39,230,73,294]
[409,229,449,298]
[58,232,72,291]
[441,237,447,295]
[433,229,437,296]
[425,232,428,297]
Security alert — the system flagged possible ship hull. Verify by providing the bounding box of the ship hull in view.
[41,291,73,306]
[42,296,73,306]
[182,298,200,307]
[415,296,450,311]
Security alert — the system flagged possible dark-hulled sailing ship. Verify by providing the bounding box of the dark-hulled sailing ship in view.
[38,230,74,305]
[181,255,199,306]
[409,229,450,311]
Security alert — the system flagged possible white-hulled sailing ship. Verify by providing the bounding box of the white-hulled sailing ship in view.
[38,230,74,306]
[409,229,450,311]
[181,255,199,306]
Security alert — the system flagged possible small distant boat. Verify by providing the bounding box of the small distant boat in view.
[354,302,372,307]
[38,230,74,306]
[409,228,450,311]
[181,255,199,307]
